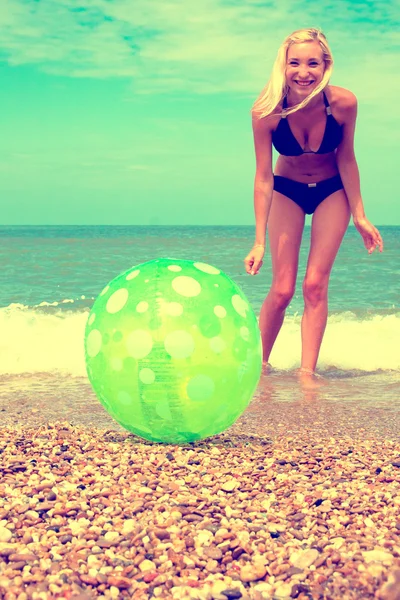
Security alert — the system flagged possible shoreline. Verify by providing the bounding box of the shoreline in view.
[1,423,400,599]
[1,371,400,441]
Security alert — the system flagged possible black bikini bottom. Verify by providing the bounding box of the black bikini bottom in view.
[273,174,344,215]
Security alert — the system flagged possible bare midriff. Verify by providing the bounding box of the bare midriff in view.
[274,151,340,183]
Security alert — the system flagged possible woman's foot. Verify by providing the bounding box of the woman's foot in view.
[296,367,326,388]
[261,361,273,375]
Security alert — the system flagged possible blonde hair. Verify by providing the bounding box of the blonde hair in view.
[252,28,334,119]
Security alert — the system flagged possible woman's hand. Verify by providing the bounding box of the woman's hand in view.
[244,244,265,275]
[353,217,384,254]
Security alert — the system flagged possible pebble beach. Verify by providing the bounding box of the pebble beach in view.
[1,374,400,600]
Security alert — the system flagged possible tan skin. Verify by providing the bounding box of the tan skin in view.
[244,40,383,379]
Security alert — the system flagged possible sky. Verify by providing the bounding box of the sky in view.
[0,0,399,226]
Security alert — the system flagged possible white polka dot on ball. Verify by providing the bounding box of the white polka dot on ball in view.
[139,368,155,384]
[155,401,172,420]
[168,265,182,272]
[240,326,250,341]
[194,262,220,275]
[214,305,227,318]
[210,337,226,354]
[232,294,249,318]
[106,288,129,314]
[136,301,148,313]
[166,302,183,317]
[187,375,215,401]
[118,391,133,406]
[100,285,109,297]
[126,330,153,359]
[164,330,195,359]
[126,269,140,281]
[86,329,102,358]
[88,313,96,326]
[110,357,123,371]
[172,276,201,297]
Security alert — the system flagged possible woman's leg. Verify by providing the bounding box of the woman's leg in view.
[260,190,306,364]
[301,189,351,372]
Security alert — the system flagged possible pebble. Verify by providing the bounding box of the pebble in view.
[221,480,238,492]
[0,528,12,543]
[0,422,399,600]
[289,549,320,570]
[139,559,157,572]
[377,569,400,600]
[240,563,267,582]
[363,550,394,564]
[253,582,274,599]
[273,582,293,598]
[327,537,345,550]
[107,575,132,589]
[211,580,241,599]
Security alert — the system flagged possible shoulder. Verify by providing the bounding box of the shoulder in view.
[327,85,357,107]
[326,86,357,123]
[251,109,281,135]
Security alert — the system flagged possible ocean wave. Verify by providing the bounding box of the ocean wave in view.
[0,304,399,376]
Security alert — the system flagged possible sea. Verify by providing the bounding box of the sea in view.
[0,224,399,427]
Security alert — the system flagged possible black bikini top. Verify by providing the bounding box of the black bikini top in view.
[272,91,343,156]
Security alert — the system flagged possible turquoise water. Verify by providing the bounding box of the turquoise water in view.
[0,225,398,379]
[0,225,398,313]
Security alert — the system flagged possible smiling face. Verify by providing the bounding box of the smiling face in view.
[285,40,325,97]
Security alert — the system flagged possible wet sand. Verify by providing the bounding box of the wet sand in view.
[1,371,399,441]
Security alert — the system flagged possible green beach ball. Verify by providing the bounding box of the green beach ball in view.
[84,258,262,443]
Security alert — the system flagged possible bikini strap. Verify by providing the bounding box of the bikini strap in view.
[282,95,288,118]
[323,91,332,115]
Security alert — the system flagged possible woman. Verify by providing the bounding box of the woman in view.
[244,28,383,379]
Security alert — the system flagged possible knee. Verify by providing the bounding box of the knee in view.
[270,281,296,310]
[303,272,328,306]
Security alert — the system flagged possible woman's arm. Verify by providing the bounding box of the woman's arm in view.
[335,91,383,253]
[244,115,274,275]
[252,114,274,246]
[335,91,365,220]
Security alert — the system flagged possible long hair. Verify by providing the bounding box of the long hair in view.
[252,28,334,119]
